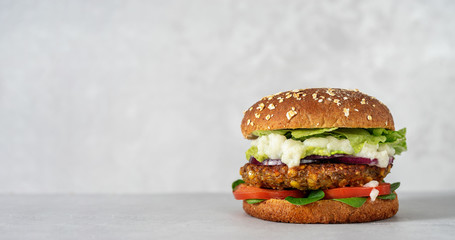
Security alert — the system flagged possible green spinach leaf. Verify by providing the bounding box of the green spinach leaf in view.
[245,199,265,204]
[232,179,245,191]
[332,197,367,208]
[285,190,325,205]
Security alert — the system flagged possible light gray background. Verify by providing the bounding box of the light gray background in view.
[0,0,454,194]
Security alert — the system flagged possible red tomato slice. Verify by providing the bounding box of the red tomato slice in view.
[323,183,391,199]
[233,184,305,200]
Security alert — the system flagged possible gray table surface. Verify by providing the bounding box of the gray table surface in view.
[0,192,454,239]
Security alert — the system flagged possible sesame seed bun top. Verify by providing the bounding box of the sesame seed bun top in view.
[241,88,395,139]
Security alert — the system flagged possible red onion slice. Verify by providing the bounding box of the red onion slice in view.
[335,156,394,165]
[336,157,377,165]
[303,154,347,160]
[250,158,283,165]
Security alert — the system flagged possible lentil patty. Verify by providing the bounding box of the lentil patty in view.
[240,163,391,191]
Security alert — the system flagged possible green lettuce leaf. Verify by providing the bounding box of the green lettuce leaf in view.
[252,129,290,137]
[285,190,325,205]
[248,128,407,160]
[382,128,407,155]
[290,127,339,140]
[333,128,386,153]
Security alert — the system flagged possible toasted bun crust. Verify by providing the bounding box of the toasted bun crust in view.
[243,196,399,224]
[241,88,395,139]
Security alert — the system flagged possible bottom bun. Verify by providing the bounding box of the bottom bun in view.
[243,196,398,224]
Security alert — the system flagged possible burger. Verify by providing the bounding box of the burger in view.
[232,88,407,223]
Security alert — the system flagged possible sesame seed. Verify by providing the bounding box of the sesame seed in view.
[265,114,271,120]
[293,93,300,98]
[343,108,350,117]
[249,107,253,111]
[286,109,297,120]
[268,103,275,110]
[312,93,317,99]
[302,94,306,97]
[367,115,372,120]
[251,122,254,126]
[255,113,260,118]
[257,103,265,111]
[372,104,376,107]
[354,108,359,111]
[279,99,284,103]
[327,97,332,101]
[285,93,292,99]
[267,95,273,100]
[385,121,388,125]
[318,99,323,103]
[247,119,250,125]
[333,99,341,106]
[361,98,366,104]
[326,88,335,96]
[292,89,300,92]
[343,97,348,100]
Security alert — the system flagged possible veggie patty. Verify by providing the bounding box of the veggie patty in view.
[240,163,391,191]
